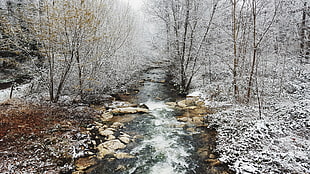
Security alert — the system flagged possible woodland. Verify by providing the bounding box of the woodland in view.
[0,0,309,173]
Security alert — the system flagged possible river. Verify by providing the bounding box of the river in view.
[90,68,230,174]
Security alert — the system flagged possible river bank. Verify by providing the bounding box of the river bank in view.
[0,67,234,174]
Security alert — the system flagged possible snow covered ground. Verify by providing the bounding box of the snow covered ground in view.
[208,101,309,173]
[0,83,32,103]
[200,70,310,173]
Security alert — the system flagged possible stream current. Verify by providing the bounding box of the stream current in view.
[93,68,199,174]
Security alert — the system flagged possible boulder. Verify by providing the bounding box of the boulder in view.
[111,122,124,129]
[205,159,221,166]
[75,156,98,171]
[100,113,113,122]
[101,139,126,150]
[119,136,130,144]
[114,153,135,159]
[192,117,204,125]
[111,107,149,114]
[98,128,114,137]
[97,145,113,159]
[177,100,188,108]
[106,135,116,140]
[165,102,177,108]
[177,117,189,122]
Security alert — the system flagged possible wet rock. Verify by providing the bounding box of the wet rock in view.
[100,113,113,122]
[186,127,198,134]
[114,153,135,159]
[192,117,204,125]
[75,156,98,171]
[205,159,221,166]
[94,121,103,127]
[119,136,130,144]
[138,103,149,109]
[177,98,197,108]
[97,146,113,159]
[198,150,210,159]
[101,140,126,150]
[196,101,205,107]
[120,132,130,137]
[186,106,198,110]
[106,135,116,140]
[177,100,188,108]
[177,116,189,122]
[116,165,127,171]
[72,171,84,174]
[98,128,114,137]
[209,154,216,159]
[111,122,124,129]
[165,102,177,107]
[111,107,149,114]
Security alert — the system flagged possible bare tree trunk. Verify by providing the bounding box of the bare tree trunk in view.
[76,49,83,97]
[232,0,239,101]
[247,0,257,103]
[300,2,307,62]
[180,0,190,92]
[54,51,74,102]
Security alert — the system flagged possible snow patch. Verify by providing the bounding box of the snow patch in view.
[0,83,31,103]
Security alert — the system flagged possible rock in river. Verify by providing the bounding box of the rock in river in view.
[98,128,114,137]
[111,107,149,114]
[75,156,98,171]
[101,139,126,150]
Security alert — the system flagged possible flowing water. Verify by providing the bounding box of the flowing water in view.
[126,68,198,174]
[92,68,201,174]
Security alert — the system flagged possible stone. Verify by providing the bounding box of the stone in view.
[120,132,130,137]
[100,113,113,122]
[101,139,126,150]
[165,102,177,107]
[205,159,221,166]
[116,165,127,171]
[185,106,198,110]
[97,145,113,159]
[138,103,149,109]
[196,101,205,107]
[106,135,116,140]
[177,117,189,122]
[119,136,130,144]
[98,128,114,137]
[114,153,135,159]
[111,122,124,129]
[72,171,84,174]
[192,117,204,124]
[177,100,188,108]
[111,107,149,114]
[75,156,98,171]
[94,121,103,126]
[177,98,198,108]
[198,150,210,159]
[209,154,216,159]
[186,127,197,133]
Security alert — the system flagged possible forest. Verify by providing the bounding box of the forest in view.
[0,0,309,173]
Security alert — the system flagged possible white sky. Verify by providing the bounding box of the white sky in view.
[125,0,144,10]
